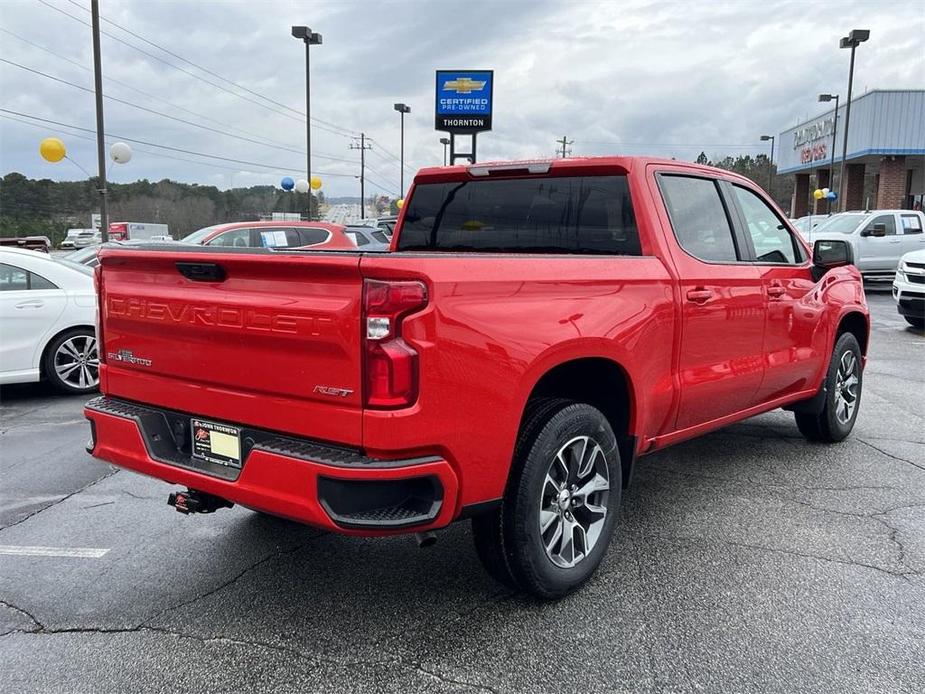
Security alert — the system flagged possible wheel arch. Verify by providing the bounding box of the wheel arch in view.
[836,310,869,356]
[520,356,637,489]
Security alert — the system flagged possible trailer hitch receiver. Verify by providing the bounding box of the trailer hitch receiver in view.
[167,489,234,515]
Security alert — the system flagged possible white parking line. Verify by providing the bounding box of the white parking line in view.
[0,545,110,558]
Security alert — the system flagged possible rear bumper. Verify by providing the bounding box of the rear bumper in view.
[84,397,458,535]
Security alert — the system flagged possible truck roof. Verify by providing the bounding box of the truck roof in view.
[412,155,755,185]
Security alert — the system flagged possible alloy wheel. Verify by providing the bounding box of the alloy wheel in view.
[833,350,859,425]
[54,335,99,390]
[539,435,610,568]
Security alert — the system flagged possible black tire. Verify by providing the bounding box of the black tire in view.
[903,315,924,329]
[472,399,622,599]
[795,332,862,443]
[42,328,99,395]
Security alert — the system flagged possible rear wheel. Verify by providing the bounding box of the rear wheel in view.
[43,329,99,395]
[472,399,622,599]
[795,332,862,443]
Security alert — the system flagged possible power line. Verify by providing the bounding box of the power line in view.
[0,57,357,164]
[0,27,312,154]
[35,0,352,139]
[63,0,357,138]
[0,108,356,177]
[1,112,293,175]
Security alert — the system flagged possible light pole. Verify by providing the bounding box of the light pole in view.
[760,134,775,192]
[291,25,322,219]
[440,137,450,166]
[90,0,108,242]
[818,93,840,214]
[394,103,410,195]
[837,29,870,212]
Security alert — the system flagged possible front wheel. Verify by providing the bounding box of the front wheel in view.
[795,332,862,443]
[472,400,622,599]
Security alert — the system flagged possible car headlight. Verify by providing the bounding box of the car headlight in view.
[899,260,909,273]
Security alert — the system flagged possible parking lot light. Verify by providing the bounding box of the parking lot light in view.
[394,103,411,195]
[837,29,870,212]
[760,135,775,191]
[818,94,840,213]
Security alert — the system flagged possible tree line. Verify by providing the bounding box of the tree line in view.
[0,173,323,243]
[695,152,793,209]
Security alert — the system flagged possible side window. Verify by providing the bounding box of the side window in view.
[864,215,896,236]
[29,272,58,289]
[901,214,923,235]
[0,264,59,290]
[208,228,251,247]
[658,175,739,262]
[732,185,801,264]
[0,263,29,290]
[297,228,331,246]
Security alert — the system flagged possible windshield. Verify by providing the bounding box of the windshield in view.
[181,224,224,244]
[813,214,866,235]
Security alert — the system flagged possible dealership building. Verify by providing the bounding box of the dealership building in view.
[776,89,924,217]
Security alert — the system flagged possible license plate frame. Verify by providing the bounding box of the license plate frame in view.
[190,418,242,469]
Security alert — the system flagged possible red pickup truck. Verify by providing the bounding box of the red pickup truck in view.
[85,157,869,598]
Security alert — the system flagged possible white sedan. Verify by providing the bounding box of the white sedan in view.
[0,247,99,393]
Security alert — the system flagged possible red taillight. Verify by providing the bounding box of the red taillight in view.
[363,279,428,408]
[94,264,105,364]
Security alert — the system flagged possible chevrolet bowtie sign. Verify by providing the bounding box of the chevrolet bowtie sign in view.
[436,70,493,133]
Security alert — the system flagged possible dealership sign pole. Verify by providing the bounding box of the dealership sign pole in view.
[435,70,493,164]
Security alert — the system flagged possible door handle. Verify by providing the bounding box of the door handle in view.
[767,284,786,298]
[686,288,713,303]
[14,300,44,309]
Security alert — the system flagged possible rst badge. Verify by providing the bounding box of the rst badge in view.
[107,349,152,366]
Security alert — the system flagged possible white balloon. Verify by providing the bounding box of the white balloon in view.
[110,142,133,164]
[294,178,310,193]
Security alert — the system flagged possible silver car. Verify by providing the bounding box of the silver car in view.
[807,210,925,280]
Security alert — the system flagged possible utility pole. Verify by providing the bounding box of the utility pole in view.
[556,136,573,158]
[350,133,371,219]
[837,30,869,212]
[90,0,108,242]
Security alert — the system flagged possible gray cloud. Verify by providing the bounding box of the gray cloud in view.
[1,0,922,197]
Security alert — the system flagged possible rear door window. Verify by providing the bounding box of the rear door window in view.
[658,175,740,262]
[398,175,640,255]
[901,214,923,234]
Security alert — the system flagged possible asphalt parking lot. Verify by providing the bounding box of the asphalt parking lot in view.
[0,287,922,694]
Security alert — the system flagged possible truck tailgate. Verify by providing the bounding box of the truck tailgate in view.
[98,248,364,445]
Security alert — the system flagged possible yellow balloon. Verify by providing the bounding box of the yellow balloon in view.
[396,198,404,209]
[813,189,825,200]
[310,175,322,191]
[40,137,66,163]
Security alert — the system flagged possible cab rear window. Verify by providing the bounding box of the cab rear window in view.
[397,175,640,255]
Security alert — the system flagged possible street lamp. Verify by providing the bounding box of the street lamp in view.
[394,103,411,195]
[291,25,322,219]
[439,137,450,166]
[837,29,870,212]
[818,93,840,213]
[760,134,775,192]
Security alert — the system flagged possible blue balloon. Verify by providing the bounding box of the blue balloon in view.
[827,190,838,200]
[280,176,294,191]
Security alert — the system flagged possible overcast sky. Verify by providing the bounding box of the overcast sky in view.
[1,0,922,198]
